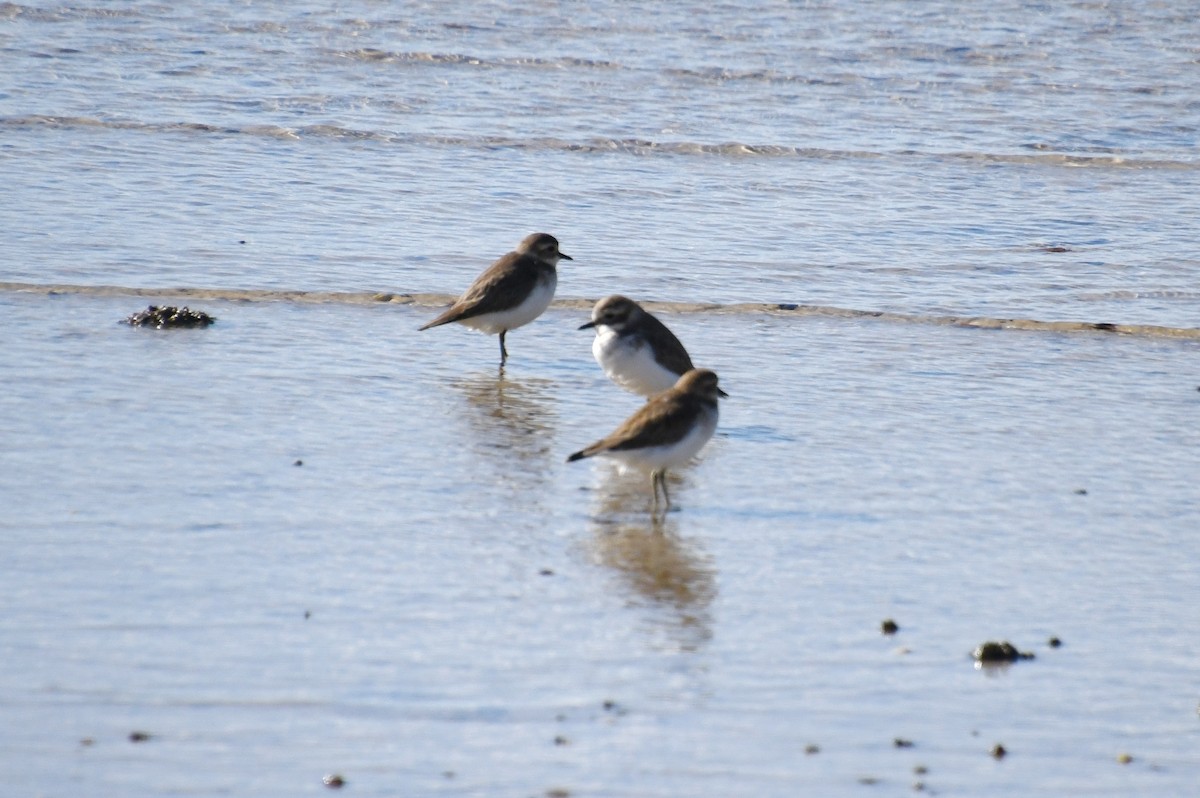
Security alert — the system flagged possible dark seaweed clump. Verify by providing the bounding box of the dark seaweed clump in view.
[124,305,216,328]
[973,641,1035,664]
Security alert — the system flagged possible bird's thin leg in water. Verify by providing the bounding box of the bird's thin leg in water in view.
[650,469,672,519]
[498,331,508,366]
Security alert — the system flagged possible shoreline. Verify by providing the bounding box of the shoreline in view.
[3,280,1197,341]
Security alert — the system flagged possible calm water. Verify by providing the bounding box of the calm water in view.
[2,2,1199,796]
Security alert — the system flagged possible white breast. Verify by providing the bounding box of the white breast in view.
[592,328,681,397]
[460,274,557,334]
[602,406,718,472]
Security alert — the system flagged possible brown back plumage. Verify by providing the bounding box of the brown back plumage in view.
[637,306,695,376]
[567,369,722,461]
[418,233,569,330]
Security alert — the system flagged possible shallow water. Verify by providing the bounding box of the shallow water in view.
[3,1,1200,795]
[3,291,1198,796]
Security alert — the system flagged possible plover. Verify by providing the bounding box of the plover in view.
[419,232,570,366]
[579,295,699,397]
[567,368,723,513]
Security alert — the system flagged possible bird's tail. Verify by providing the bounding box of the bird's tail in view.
[417,308,459,331]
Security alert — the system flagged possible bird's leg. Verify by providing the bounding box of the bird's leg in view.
[498,330,508,366]
[650,469,672,519]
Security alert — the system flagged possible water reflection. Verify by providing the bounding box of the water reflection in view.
[974,661,1015,677]
[452,371,557,477]
[586,464,716,651]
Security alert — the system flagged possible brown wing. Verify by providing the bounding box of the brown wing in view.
[570,392,700,461]
[642,313,694,375]
[418,252,543,329]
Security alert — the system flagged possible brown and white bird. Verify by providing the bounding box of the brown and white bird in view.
[418,232,571,366]
[578,295,697,398]
[567,368,723,513]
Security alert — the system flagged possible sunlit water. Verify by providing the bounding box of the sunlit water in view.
[2,2,1199,795]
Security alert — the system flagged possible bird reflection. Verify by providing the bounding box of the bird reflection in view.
[452,371,557,475]
[586,464,716,651]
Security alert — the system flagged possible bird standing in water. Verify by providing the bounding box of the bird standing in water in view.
[419,232,571,366]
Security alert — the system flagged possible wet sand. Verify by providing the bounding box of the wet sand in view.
[5,280,1198,340]
[3,289,1197,796]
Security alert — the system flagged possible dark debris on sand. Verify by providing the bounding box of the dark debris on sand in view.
[973,641,1035,664]
[124,305,216,329]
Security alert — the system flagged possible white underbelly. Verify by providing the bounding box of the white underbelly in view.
[602,408,717,471]
[593,329,681,397]
[461,276,556,334]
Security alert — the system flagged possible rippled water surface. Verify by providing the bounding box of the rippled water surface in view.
[4,0,1200,324]
[2,2,1199,795]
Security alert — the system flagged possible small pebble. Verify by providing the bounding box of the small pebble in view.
[128,731,151,743]
[778,303,798,311]
[858,776,880,785]
[539,568,555,576]
[322,774,345,789]
[894,738,914,748]
[805,744,820,755]
[554,735,569,746]
[80,737,95,747]
[546,789,570,798]
[1117,753,1133,765]
[881,618,899,635]
[913,765,928,775]
[294,459,304,466]
[991,744,1007,759]
[1074,488,1088,495]
[1048,636,1062,648]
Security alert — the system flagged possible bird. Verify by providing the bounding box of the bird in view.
[578,295,696,397]
[418,232,571,366]
[567,368,723,514]
[579,295,729,400]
